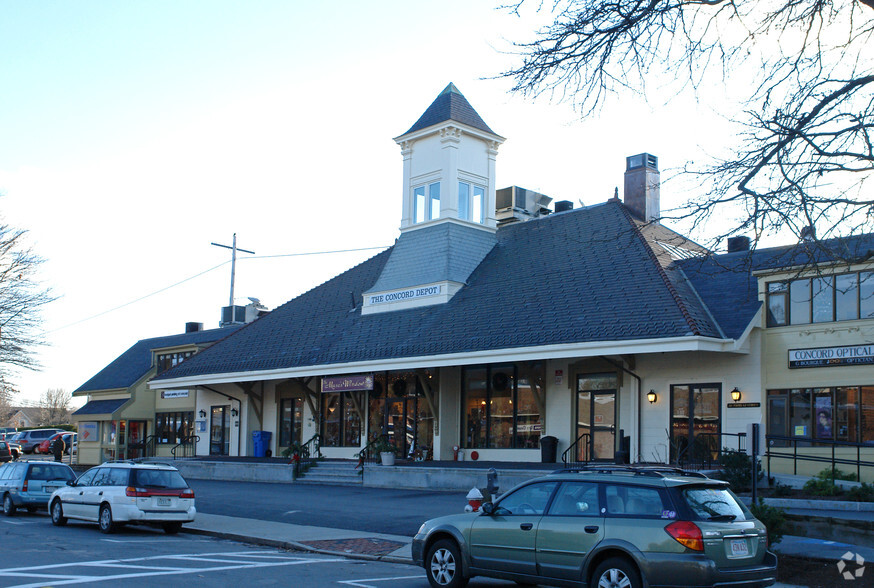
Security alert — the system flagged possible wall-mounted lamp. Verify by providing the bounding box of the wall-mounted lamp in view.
[231,408,239,417]
[198,409,206,418]
[647,390,658,404]
[731,387,742,402]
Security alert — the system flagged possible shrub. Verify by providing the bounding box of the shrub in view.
[802,476,843,497]
[772,481,793,497]
[719,449,763,492]
[846,482,874,502]
[749,499,786,546]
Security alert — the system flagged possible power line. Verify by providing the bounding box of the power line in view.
[43,244,390,334]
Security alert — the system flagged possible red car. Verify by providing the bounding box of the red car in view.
[37,432,67,455]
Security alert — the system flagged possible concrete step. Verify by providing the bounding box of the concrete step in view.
[296,461,363,486]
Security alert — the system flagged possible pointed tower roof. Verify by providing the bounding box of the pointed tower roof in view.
[402,83,498,137]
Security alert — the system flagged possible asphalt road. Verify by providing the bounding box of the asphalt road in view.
[188,479,469,536]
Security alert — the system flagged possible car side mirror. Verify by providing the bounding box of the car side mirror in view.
[66,480,76,487]
[481,502,495,515]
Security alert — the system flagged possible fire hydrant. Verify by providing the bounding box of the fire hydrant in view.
[465,487,484,512]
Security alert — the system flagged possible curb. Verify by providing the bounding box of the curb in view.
[184,526,415,566]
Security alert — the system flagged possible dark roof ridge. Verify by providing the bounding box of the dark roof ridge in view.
[614,201,707,337]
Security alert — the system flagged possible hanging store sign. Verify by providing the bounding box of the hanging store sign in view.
[321,374,374,393]
[788,345,874,369]
[160,390,189,399]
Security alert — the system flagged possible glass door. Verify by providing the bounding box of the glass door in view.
[576,374,618,461]
[210,406,229,456]
[126,420,147,459]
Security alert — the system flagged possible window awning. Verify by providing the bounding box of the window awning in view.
[72,398,129,419]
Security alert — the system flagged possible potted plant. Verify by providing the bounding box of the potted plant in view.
[373,436,397,466]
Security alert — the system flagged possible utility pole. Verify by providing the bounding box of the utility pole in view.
[211,233,255,307]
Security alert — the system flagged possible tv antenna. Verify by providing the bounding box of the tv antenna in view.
[211,233,255,307]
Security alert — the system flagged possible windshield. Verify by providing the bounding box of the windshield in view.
[681,486,749,521]
[132,469,189,489]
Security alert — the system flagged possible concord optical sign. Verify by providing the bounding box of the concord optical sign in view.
[789,345,874,369]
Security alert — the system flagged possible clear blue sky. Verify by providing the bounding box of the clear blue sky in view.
[0,1,737,405]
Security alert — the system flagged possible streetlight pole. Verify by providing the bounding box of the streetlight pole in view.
[210,233,255,307]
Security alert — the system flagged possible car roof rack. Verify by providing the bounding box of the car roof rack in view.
[549,464,711,479]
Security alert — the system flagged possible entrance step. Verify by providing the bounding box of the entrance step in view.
[296,460,363,486]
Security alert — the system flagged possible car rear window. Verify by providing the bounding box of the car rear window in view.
[132,469,189,489]
[27,465,76,482]
[681,486,750,521]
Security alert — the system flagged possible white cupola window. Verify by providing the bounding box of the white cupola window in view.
[414,182,441,223]
[458,181,485,224]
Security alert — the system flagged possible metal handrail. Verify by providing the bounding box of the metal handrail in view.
[171,435,199,459]
[291,434,321,478]
[356,434,389,466]
[561,433,591,467]
[674,432,747,470]
[765,434,874,481]
[140,435,158,458]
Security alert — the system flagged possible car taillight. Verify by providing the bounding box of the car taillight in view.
[665,521,704,551]
[125,487,149,497]
[180,488,194,499]
[22,480,27,492]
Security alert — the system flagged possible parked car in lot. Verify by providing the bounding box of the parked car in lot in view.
[37,431,76,455]
[3,435,22,460]
[15,429,64,454]
[49,461,196,534]
[0,441,12,463]
[413,465,777,588]
[0,461,76,515]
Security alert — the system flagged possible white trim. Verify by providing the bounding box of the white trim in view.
[150,335,746,390]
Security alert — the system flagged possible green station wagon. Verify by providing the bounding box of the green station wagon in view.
[413,466,777,588]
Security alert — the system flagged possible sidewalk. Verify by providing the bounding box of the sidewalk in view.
[184,511,873,570]
[186,512,414,564]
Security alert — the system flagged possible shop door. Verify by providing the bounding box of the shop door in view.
[768,396,789,447]
[126,420,147,459]
[386,397,412,457]
[210,406,229,456]
[576,374,618,461]
[671,384,721,464]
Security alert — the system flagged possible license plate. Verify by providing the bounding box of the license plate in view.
[157,497,171,507]
[729,538,750,557]
[43,486,57,493]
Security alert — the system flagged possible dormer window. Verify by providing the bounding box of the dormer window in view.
[414,182,441,223]
[459,181,485,224]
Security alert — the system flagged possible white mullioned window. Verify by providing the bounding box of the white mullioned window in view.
[458,181,485,223]
[414,182,441,223]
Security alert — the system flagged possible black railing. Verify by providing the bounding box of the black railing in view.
[171,435,198,459]
[561,433,591,467]
[674,432,747,470]
[293,434,321,478]
[356,434,387,466]
[765,434,874,481]
[139,435,158,459]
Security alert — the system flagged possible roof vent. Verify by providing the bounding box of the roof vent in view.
[555,200,574,213]
[496,186,553,225]
[726,236,751,253]
[800,225,816,242]
[185,322,203,333]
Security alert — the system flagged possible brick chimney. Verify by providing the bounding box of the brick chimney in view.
[623,153,660,222]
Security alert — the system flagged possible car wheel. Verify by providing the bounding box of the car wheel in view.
[2,494,15,516]
[163,522,183,535]
[98,504,116,534]
[51,499,67,526]
[592,556,641,588]
[425,539,468,588]
[33,447,40,455]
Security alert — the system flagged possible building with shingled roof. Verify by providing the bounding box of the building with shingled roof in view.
[136,83,874,477]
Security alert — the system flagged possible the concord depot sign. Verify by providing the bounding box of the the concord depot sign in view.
[789,345,874,369]
[368,284,442,305]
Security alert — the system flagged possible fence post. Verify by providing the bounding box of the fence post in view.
[751,424,759,505]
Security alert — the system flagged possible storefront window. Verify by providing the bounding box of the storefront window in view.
[463,364,544,450]
[279,398,303,447]
[320,391,361,448]
[836,387,859,442]
[489,367,513,449]
[155,412,193,444]
[814,389,834,439]
[368,376,386,441]
[464,368,488,448]
[789,389,812,437]
[862,387,874,443]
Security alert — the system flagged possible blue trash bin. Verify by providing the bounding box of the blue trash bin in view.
[252,431,272,457]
